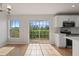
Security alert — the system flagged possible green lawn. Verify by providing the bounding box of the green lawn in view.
[30,29,49,39]
[10,27,49,39]
[10,27,19,38]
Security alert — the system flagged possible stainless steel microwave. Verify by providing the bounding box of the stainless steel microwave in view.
[63,21,75,27]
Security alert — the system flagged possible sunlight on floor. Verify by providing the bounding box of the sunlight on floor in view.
[24,44,62,56]
[0,47,15,56]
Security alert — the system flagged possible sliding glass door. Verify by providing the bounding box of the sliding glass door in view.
[29,20,49,43]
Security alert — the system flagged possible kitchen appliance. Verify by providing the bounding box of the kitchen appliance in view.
[63,21,75,27]
[60,21,75,48]
[60,21,75,34]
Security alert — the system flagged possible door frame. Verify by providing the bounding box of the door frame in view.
[28,19,50,44]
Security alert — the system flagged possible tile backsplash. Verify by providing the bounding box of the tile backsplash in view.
[71,27,79,34]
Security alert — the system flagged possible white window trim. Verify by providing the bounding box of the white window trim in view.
[8,19,20,40]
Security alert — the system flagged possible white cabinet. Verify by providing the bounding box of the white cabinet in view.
[75,16,79,27]
[54,15,79,27]
[70,16,79,27]
[54,16,70,27]
[55,34,66,48]
[73,39,79,56]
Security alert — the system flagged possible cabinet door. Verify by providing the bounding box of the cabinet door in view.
[75,16,79,27]
[70,16,79,27]
[55,34,60,47]
[73,40,79,56]
[55,34,66,48]
[55,16,64,27]
[59,34,66,47]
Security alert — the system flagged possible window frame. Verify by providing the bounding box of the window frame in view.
[8,19,20,39]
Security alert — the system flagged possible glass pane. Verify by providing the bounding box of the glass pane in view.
[10,20,20,38]
[29,20,49,43]
[39,20,49,39]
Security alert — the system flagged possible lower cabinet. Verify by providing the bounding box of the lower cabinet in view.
[55,34,66,48]
[73,40,79,56]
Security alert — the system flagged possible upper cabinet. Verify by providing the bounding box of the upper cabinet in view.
[75,16,79,27]
[54,15,79,27]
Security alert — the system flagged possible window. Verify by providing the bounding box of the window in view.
[10,20,20,38]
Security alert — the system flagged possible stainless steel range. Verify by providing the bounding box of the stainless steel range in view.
[60,21,75,48]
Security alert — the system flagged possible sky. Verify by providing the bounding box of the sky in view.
[11,20,49,28]
[30,20,49,27]
[11,20,20,27]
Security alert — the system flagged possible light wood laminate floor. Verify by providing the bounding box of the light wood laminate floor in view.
[0,44,72,56]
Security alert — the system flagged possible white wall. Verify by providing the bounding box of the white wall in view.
[0,12,7,47]
[8,15,55,44]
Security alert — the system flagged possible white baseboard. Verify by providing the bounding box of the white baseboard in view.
[7,41,28,44]
[0,42,7,48]
[49,41,55,44]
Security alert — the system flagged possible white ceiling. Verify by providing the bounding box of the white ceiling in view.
[5,3,79,15]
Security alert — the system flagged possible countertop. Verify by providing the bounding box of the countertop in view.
[65,35,79,41]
